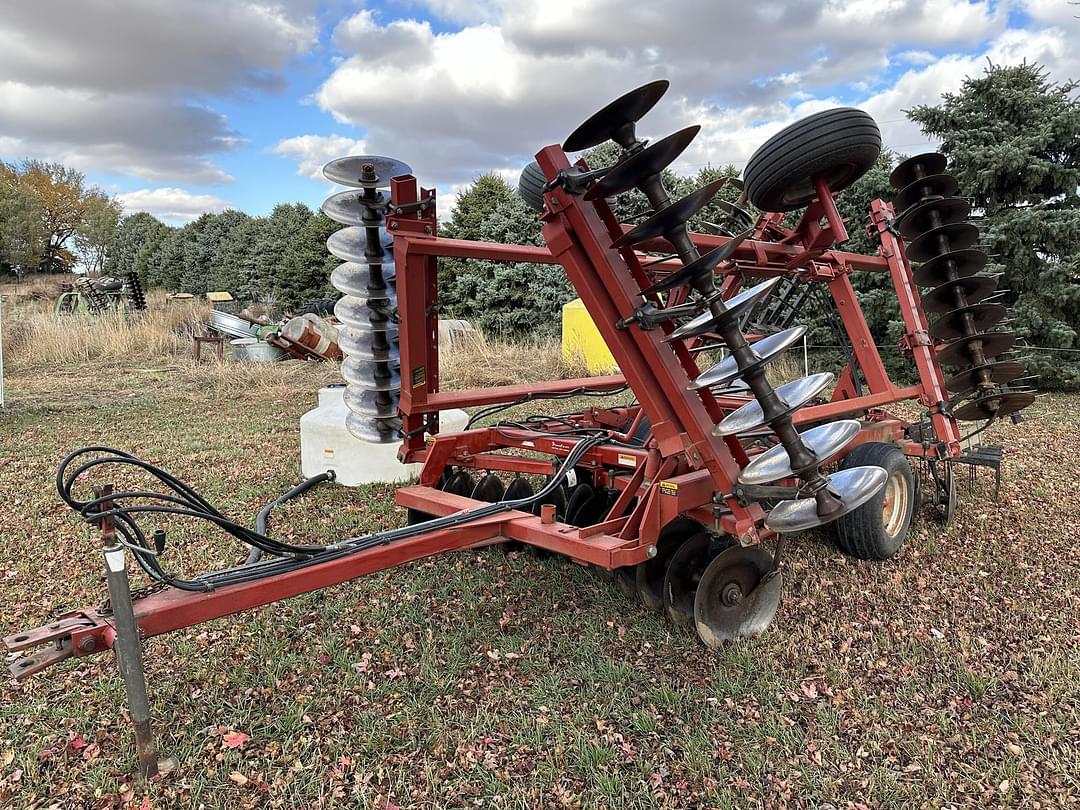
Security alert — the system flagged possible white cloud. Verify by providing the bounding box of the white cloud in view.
[118,187,233,224]
[272,134,370,181]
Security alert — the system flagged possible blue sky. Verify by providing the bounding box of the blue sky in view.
[1,0,1077,225]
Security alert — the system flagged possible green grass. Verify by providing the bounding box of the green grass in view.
[1,360,1079,808]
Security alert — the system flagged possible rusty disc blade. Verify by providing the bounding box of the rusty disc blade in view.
[953,390,1036,422]
[937,331,1016,367]
[893,172,959,213]
[913,248,988,287]
[929,302,1007,341]
[585,126,700,200]
[612,179,728,249]
[906,222,980,263]
[889,152,947,190]
[920,275,997,314]
[944,361,1026,394]
[564,80,670,152]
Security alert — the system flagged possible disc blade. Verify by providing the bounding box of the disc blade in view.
[323,156,413,188]
[471,473,506,503]
[739,419,862,485]
[894,173,959,213]
[694,546,781,647]
[943,361,1025,394]
[331,262,396,297]
[689,325,807,391]
[585,126,701,200]
[337,325,399,361]
[665,277,782,342]
[321,189,385,226]
[889,152,947,190]
[563,80,670,152]
[897,196,971,240]
[344,411,401,444]
[640,229,752,295]
[937,331,1016,367]
[714,371,834,436]
[613,178,728,249]
[341,358,401,390]
[662,533,711,631]
[764,465,888,533]
[913,248,988,287]
[344,387,400,418]
[920,275,996,314]
[953,390,1036,421]
[906,222,980,263]
[334,296,396,331]
[327,226,393,263]
[929,303,1007,341]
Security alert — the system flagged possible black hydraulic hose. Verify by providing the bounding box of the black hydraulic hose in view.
[245,471,336,565]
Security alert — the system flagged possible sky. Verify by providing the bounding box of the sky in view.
[1,0,1078,226]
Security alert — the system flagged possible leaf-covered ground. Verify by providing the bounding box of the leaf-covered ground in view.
[1,361,1078,808]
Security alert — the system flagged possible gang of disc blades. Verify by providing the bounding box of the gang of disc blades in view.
[936,331,1016,367]
[906,222,981,263]
[763,465,888,533]
[893,173,959,213]
[640,228,752,295]
[943,360,1026,394]
[920,275,997,314]
[665,277,782,342]
[585,126,701,200]
[563,80,670,152]
[612,178,729,249]
[897,196,971,240]
[323,155,413,188]
[693,545,781,647]
[929,303,1007,342]
[953,390,1035,422]
[341,357,401,391]
[344,387,400,418]
[889,152,947,189]
[913,248,988,287]
[345,411,402,444]
[738,419,862,485]
[713,371,835,437]
[327,226,394,263]
[689,325,807,391]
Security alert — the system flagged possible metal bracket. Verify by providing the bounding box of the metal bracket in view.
[390,196,435,216]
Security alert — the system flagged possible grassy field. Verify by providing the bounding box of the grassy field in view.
[1,293,1079,808]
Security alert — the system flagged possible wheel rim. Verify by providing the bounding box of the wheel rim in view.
[881,469,910,537]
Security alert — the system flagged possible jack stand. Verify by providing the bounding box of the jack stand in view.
[96,485,177,781]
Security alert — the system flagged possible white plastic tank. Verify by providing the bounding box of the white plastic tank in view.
[300,385,468,486]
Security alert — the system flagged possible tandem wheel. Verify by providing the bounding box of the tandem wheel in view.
[828,443,916,560]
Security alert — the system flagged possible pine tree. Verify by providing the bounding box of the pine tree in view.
[908,62,1080,390]
[274,212,340,309]
[179,210,250,296]
[106,212,170,283]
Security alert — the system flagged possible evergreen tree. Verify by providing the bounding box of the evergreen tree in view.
[106,212,170,283]
[147,222,195,290]
[909,62,1080,390]
[179,210,250,296]
[257,203,313,294]
[274,212,340,308]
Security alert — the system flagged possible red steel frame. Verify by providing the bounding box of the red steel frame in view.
[7,144,963,678]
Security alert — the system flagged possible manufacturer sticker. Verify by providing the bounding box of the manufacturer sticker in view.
[659,481,679,496]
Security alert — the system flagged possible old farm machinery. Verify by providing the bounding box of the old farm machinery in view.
[6,80,1034,776]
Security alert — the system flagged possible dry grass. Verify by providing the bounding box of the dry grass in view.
[439,329,591,388]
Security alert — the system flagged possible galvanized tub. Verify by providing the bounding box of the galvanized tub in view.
[229,338,285,363]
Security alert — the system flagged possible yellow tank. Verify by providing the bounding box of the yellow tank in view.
[562,298,618,373]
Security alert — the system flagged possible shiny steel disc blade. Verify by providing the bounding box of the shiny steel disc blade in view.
[953,390,1035,421]
[326,226,393,263]
[334,296,396,330]
[693,546,781,647]
[889,152,947,190]
[613,178,728,248]
[906,222,980,263]
[920,275,996,314]
[331,261,395,296]
[665,277,782,342]
[338,325,398,361]
[714,371,834,437]
[584,126,700,200]
[690,325,807,391]
[897,196,971,240]
[640,228,752,295]
[913,248,988,287]
[323,156,413,188]
[563,80,669,151]
[345,411,402,444]
[740,420,862,485]
[341,358,401,390]
[929,302,1007,341]
[764,465,888,533]
[944,361,1026,394]
[332,283,396,310]
[937,331,1016,367]
[321,189,387,225]
[344,387,400,418]
[894,173,959,212]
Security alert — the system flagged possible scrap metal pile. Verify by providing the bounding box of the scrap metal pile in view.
[54,272,148,317]
[5,79,1035,777]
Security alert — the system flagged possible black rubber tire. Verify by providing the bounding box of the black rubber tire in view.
[293,297,338,317]
[518,160,547,213]
[743,108,881,212]
[830,443,914,560]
